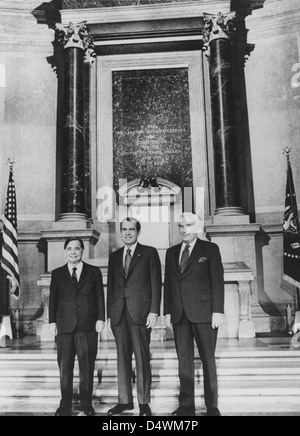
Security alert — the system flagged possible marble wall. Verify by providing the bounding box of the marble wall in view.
[241,0,300,323]
[246,0,300,225]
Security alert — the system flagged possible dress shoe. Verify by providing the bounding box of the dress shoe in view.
[77,407,96,417]
[172,406,195,417]
[107,403,134,415]
[139,404,152,417]
[54,408,71,417]
[207,408,222,417]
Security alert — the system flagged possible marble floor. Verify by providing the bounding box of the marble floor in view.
[0,335,300,416]
[0,334,297,354]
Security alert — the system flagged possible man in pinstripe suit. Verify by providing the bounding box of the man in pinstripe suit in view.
[164,213,224,417]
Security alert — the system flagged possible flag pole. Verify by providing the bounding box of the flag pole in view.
[6,159,21,339]
[283,148,300,331]
[5,158,17,306]
[1,158,19,342]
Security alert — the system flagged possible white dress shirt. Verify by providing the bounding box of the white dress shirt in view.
[123,242,138,267]
[68,261,84,281]
[179,238,198,264]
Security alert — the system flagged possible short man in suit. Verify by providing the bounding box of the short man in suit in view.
[107,218,162,417]
[164,213,224,417]
[49,238,105,417]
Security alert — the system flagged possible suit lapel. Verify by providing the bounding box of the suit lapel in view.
[116,248,125,278]
[78,262,88,284]
[174,244,183,274]
[62,264,73,285]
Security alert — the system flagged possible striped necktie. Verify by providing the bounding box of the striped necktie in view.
[180,244,190,273]
[124,249,132,278]
[72,267,78,284]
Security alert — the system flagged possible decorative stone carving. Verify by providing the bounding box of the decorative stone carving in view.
[56,21,96,64]
[203,12,237,49]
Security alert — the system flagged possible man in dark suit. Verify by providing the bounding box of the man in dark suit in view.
[49,238,105,417]
[107,218,162,417]
[164,213,224,417]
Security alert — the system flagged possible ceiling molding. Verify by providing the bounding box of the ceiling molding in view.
[60,1,231,25]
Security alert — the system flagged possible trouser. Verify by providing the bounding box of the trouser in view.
[173,312,219,410]
[112,304,152,405]
[57,329,98,412]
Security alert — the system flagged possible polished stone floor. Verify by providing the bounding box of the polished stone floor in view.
[0,334,297,354]
[0,335,300,416]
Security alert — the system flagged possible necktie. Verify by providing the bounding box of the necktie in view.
[72,267,78,284]
[124,249,132,278]
[180,245,190,273]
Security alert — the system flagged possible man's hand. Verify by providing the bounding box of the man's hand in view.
[96,321,105,334]
[212,313,224,330]
[165,314,173,329]
[146,313,158,329]
[49,323,58,337]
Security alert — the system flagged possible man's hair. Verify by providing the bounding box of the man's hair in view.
[120,217,141,233]
[178,213,204,233]
[64,238,85,250]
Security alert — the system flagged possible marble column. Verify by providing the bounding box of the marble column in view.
[56,22,96,221]
[203,13,245,216]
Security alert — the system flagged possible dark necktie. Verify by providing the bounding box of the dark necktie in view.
[180,244,190,273]
[124,249,132,278]
[72,267,78,284]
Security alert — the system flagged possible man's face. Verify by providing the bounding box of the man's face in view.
[178,219,198,244]
[65,240,84,265]
[121,221,140,247]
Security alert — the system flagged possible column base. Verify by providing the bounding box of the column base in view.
[238,319,256,339]
[59,213,88,222]
[215,207,245,216]
[37,320,55,342]
[213,214,250,225]
[252,303,271,333]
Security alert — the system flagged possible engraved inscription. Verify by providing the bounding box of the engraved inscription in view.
[112,68,193,192]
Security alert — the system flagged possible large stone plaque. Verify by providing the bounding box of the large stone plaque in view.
[112,68,193,192]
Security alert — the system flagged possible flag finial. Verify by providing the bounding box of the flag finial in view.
[283,147,293,162]
[6,158,16,171]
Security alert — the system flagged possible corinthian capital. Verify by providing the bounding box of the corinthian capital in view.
[56,21,96,64]
[203,12,237,47]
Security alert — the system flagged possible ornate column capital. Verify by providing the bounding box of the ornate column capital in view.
[203,12,237,48]
[56,21,96,64]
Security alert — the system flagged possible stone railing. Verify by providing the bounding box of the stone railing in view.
[37,261,255,342]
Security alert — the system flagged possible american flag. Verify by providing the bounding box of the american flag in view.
[283,151,300,288]
[1,165,20,300]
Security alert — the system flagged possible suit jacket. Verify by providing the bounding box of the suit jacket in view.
[164,238,224,324]
[107,243,162,327]
[49,262,105,335]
